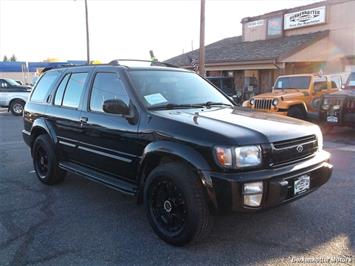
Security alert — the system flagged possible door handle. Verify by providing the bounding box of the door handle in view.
[80,117,88,124]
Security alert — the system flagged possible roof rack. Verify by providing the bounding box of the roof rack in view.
[108,59,178,68]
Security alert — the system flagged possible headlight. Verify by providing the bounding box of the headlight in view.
[332,105,340,110]
[272,98,279,106]
[235,145,262,167]
[214,145,262,168]
[249,98,255,105]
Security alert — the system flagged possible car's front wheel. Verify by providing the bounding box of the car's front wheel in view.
[32,134,66,185]
[144,162,212,246]
[10,100,25,116]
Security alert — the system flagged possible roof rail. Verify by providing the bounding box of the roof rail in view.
[108,59,178,68]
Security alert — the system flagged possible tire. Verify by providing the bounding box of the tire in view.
[10,100,25,116]
[144,162,212,246]
[32,134,66,185]
[287,106,306,120]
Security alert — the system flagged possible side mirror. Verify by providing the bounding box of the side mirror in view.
[103,99,129,115]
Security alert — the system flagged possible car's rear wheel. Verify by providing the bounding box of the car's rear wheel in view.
[32,134,66,185]
[144,162,212,246]
[10,100,25,116]
[288,106,306,120]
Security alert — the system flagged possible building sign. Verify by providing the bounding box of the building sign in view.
[267,17,283,37]
[247,19,264,28]
[284,6,326,30]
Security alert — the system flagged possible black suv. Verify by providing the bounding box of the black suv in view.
[319,72,355,129]
[23,61,332,246]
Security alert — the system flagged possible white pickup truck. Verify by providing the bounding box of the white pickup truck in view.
[0,78,31,116]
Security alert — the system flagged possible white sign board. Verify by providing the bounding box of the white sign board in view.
[284,6,326,30]
[247,19,264,28]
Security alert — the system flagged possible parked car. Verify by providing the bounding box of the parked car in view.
[23,61,332,246]
[319,72,355,129]
[0,78,31,115]
[242,74,339,120]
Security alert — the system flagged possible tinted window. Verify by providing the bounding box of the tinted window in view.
[129,70,230,107]
[62,73,88,108]
[274,76,311,90]
[314,81,327,91]
[54,74,70,106]
[90,72,129,113]
[346,72,355,88]
[0,81,8,88]
[31,71,61,102]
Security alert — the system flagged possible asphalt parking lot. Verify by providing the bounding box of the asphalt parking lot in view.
[0,111,354,266]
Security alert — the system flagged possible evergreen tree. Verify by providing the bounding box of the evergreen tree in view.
[10,54,17,62]
[3,55,8,62]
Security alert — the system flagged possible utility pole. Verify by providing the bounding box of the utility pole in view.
[199,0,206,77]
[84,0,90,64]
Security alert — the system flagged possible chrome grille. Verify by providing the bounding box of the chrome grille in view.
[271,135,318,167]
[254,99,272,110]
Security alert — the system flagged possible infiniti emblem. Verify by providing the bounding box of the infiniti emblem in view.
[296,145,304,153]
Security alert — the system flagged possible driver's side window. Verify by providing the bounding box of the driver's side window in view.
[90,72,130,113]
[314,81,327,91]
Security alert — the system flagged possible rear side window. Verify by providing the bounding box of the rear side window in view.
[90,72,129,113]
[31,71,61,102]
[62,73,88,108]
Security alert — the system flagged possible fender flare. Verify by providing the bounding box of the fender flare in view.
[30,118,57,148]
[137,141,218,208]
[282,101,308,112]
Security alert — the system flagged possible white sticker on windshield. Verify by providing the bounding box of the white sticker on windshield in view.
[277,81,283,88]
[144,93,168,105]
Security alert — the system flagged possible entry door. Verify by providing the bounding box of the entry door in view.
[259,70,273,94]
[77,70,140,181]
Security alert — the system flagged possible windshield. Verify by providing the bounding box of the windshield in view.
[345,73,355,89]
[129,70,232,108]
[4,78,19,86]
[274,76,311,90]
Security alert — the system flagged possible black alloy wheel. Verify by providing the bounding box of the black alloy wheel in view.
[144,162,212,246]
[32,134,66,185]
[149,177,187,237]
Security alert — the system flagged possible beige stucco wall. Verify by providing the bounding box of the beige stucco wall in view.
[285,1,355,57]
[242,0,355,57]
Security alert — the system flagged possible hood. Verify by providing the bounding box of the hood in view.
[254,90,307,100]
[328,89,355,97]
[153,107,319,145]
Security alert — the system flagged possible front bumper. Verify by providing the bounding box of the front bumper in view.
[203,150,332,212]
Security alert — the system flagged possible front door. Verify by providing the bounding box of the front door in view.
[77,69,140,181]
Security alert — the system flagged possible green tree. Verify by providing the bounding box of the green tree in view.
[3,55,8,62]
[10,54,17,62]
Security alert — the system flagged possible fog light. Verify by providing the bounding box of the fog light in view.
[243,182,263,207]
[244,194,263,207]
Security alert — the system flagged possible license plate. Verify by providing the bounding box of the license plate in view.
[294,175,310,195]
[327,116,338,123]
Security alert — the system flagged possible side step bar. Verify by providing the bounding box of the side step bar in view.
[59,162,137,196]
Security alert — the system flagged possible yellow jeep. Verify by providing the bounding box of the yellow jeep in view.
[242,74,339,120]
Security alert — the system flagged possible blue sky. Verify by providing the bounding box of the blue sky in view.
[0,0,316,62]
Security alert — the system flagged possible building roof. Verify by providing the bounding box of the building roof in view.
[165,31,329,67]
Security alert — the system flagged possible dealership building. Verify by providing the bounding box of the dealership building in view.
[166,0,355,94]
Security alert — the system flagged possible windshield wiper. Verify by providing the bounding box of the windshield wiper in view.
[148,103,204,110]
[198,101,233,108]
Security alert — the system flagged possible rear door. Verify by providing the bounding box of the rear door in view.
[75,68,140,181]
[45,68,91,163]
